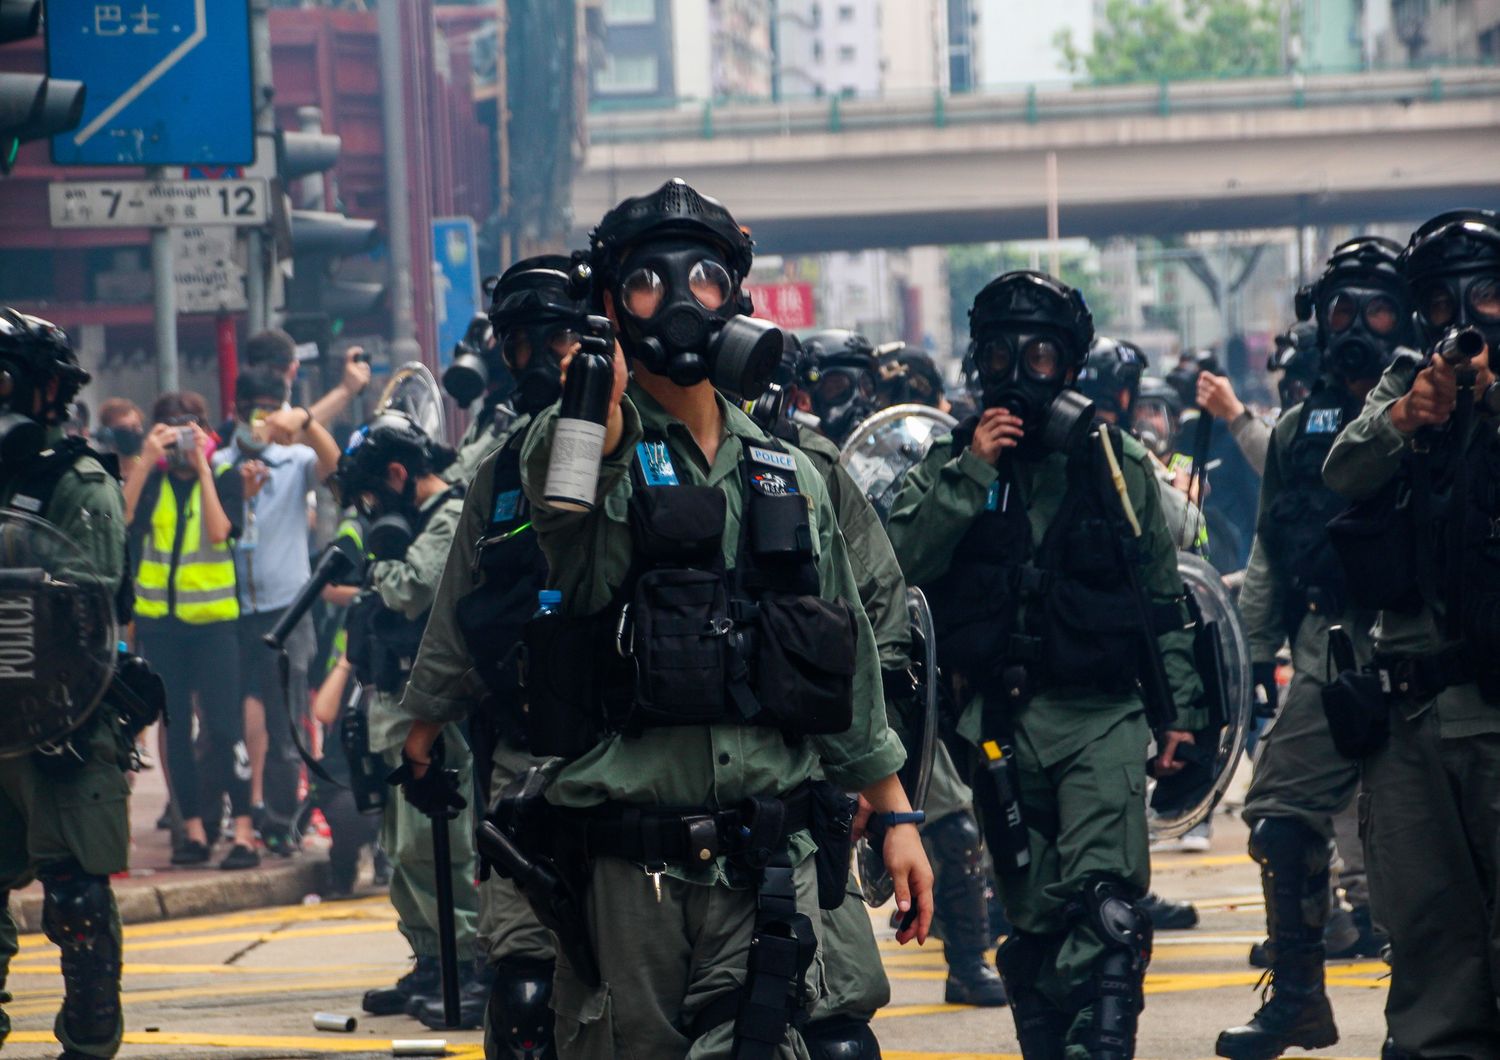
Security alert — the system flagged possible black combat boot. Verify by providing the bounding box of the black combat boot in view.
[1139,891,1198,930]
[801,1015,882,1058]
[1381,1036,1416,1060]
[1217,819,1339,1060]
[484,957,556,1059]
[1326,904,1387,960]
[39,867,122,1057]
[996,933,1070,1060]
[415,958,494,1029]
[927,812,1009,1006]
[362,955,440,1015]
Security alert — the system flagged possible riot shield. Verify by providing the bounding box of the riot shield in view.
[0,510,118,758]
[856,587,939,907]
[1148,552,1253,839]
[373,362,446,440]
[839,404,958,524]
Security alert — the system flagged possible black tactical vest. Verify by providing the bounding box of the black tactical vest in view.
[922,420,1149,702]
[366,484,465,693]
[1258,384,1361,640]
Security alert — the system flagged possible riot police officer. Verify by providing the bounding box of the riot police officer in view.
[876,346,953,414]
[336,412,485,1021]
[1216,236,1411,1060]
[0,309,130,1060]
[801,330,881,447]
[444,313,518,485]
[398,255,589,1054]
[506,178,933,1058]
[888,273,1205,1059]
[1324,209,1500,1056]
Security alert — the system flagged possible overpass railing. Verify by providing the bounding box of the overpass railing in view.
[587,67,1500,145]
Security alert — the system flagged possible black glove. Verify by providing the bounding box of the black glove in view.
[1252,661,1280,720]
[387,740,468,821]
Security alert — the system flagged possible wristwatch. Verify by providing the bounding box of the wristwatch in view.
[875,811,926,829]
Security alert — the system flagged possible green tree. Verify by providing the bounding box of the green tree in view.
[1055,0,1283,85]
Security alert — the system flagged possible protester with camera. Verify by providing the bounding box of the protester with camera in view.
[95,397,146,479]
[1322,209,1500,1057]
[241,327,373,435]
[123,391,258,870]
[214,368,341,855]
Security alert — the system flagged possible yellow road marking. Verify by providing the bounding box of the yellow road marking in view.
[874,1003,973,1019]
[5,973,393,1017]
[5,1029,483,1056]
[9,960,403,978]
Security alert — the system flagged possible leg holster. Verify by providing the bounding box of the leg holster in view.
[485,956,556,1060]
[927,810,991,963]
[996,931,1070,1060]
[1065,875,1152,1060]
[733,845,818,1060]
[38,863,121,1050]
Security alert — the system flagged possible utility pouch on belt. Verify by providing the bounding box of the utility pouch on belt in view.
[809,780,857,910]
[519,609,603,758]
[629,568,736,726]
[1327,480,1421,613]
[1320,625,1389,759]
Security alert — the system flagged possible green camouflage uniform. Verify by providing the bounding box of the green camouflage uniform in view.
[887,430,1204,1019]
[520,385,905,1059]
[400,412,555,967]
[0,433,129,1058]
[1323,355,1500,1054]
[368,487,480,963]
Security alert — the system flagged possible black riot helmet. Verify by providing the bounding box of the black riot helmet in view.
[334,409,449,557]
[589,178,783,398]
[483,254,591,415]
[0,308,90,466]
[1133,376,1182,460]
[1298,235,1412,384]
[1399,209,1500,351]
[1269,320,1321,409]
[876,344,948,410]
[968,271,1096,454]
[800,328,879,445]
[1077,336,1148,429]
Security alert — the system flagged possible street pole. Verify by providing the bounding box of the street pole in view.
[1045,151,1061,277]
[247,0,275,335]
[149,166,180,394]
[378,0,422,362]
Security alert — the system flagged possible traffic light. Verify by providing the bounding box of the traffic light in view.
[0,1,84,174]
[278,108,384,345]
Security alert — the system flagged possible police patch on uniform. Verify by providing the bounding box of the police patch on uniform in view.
[1307,408,1343,435]
[637,441,680,486]
[492,489,521,523]
[752,472,798,497]
[748,445,797,472]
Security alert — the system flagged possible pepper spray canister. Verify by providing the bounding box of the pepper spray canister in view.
[543,326,615,512]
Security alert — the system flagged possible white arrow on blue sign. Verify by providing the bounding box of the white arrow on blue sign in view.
[46,0,253,166]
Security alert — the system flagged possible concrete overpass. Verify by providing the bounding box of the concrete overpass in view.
[577,68,1500,253]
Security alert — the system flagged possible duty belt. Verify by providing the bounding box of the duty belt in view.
[1372,647,1473,704]
[564,783,813,867]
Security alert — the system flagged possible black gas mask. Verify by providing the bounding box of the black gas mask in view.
[804,363,876,446]
[1401,211,1500,354]
[485,256,595,417]
[971,328,1094,454]
[335,414,429,560]
[0,354,46,465]
[1317,285,1405,383]
[503,322,576,416]
[442,315,508,408]
[612,238,782,396]
[1411,272,1500,353]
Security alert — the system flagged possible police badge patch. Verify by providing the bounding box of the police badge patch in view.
[751,472,798,497]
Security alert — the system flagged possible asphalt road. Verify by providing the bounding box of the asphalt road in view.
[5,811,1387,1059]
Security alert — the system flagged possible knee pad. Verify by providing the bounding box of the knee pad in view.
[1067,875,1152,968]
[926,811,984,871]
[486,957,555,1060]
[1247,817,1329,877]
[801,1016,881,1059]
[38,865,120,1047]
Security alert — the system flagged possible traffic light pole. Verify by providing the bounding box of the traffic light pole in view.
[247,0,275,335]
[377,0,422,362]
[149,166,180,393]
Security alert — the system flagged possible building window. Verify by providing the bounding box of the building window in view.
[596,52,659,93]
[838,44,855,62]
[604,0,655,26]
[838,3,854,22]
[813,39,823,61]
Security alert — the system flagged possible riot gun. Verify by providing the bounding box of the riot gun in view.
[263,545,355,650]
[1434,326,1487,366]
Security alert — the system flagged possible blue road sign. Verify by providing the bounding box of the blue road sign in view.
[433,217,482,371]
[46,0,253,166]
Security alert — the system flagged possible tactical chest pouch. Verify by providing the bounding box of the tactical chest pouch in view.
[1326,478,1422,614]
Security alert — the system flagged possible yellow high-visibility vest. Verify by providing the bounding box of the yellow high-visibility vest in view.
[135,468,240,624]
